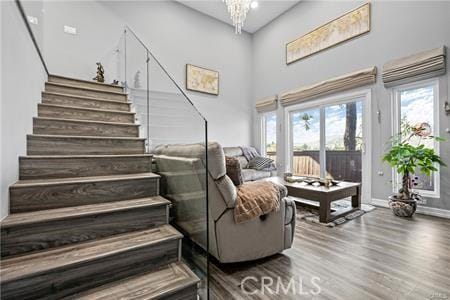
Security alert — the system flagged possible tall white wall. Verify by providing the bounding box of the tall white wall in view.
[1,0,47,220]
[40,0,253,147]
[252,1,450,209]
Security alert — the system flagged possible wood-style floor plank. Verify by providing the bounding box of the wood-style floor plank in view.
[209,207,450,300]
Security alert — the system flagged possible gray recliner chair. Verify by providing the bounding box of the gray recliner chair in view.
[152,142,296,263]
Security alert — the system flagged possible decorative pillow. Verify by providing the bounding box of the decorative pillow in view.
[248,156,274,170]
[225,156,243,186]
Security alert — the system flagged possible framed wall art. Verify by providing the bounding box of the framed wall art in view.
[286,3,371,64]
[186,64,219,95]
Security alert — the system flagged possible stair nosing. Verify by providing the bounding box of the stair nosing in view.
[45,82,128,96]
[34,117,139,127]
[11,172,160,189]
[38,103,135,115]
[42,91,131,105]
[69,262,200,299]
[0,225,182,283]
[20,154,153,159]
[1,196,170,228]
[49,74,125,90]
[28,134,146,141]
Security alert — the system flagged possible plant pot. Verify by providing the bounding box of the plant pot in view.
[388,195,417,217]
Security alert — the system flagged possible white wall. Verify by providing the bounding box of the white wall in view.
[0,0,3,220]
[39,0,253,147]
[1,0,47,220]
[252,1,450,209]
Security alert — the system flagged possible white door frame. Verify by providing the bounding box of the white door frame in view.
[284,89,372,203]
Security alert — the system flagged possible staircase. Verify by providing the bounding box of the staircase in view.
[0,75,199,299]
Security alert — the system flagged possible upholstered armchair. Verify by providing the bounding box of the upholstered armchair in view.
[152,142,296,263]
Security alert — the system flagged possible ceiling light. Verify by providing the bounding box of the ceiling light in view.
[250,1,259,9]
[223,0,252,34]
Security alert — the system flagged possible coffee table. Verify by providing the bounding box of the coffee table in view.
[268,177,361,223]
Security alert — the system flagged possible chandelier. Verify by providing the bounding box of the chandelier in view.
[223,0,252,34]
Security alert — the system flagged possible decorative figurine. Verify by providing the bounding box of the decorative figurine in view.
[93,62,105,83]
[134,70,141,88]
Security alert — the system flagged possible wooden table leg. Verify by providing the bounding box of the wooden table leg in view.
[351,185,361,208]
[319,200,331,223]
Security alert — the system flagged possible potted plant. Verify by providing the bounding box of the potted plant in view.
[383,122,445,217]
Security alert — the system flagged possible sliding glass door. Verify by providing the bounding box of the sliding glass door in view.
[325,101,363,182]
[286,90,370,200]
[291,108,321,177]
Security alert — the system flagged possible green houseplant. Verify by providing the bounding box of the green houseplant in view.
[383,122,445,217]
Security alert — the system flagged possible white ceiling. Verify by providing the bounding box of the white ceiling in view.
[177,0,301,34]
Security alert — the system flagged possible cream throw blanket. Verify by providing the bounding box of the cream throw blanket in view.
[234,181,280,224]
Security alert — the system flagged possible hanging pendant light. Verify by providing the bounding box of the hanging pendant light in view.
[223,0,252,34]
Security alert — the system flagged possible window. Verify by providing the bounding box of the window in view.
[262,112,277,162]
[392,79,439,197]
[288,99,364,181]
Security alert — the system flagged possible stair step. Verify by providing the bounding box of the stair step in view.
[10,173,160,213]
[27,134,146,155]
[164,191,206,224]
[1,196,170,257]
[64,262,200,300]
[49,74,124,93]
[42,92,131,111]
[33,117,139,137]
[19,154,152,180]
[0,225,182,300]
[45,82,128,102]
[38,103,135,124]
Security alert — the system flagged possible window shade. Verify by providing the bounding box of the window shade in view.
[255,96,277,112]
[279,67,377,106]
[382,46,446,87]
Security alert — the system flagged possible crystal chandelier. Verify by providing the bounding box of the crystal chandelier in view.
[223,0,252,34]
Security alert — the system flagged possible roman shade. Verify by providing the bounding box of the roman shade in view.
[255,96,277,112]
[279,67,377,106]
[382,46,446,87]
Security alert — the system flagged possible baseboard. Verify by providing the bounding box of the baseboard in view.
[371,198,450,219]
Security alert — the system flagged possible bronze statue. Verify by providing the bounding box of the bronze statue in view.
[93,62,105,83]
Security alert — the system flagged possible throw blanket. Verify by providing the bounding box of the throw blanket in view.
[240,146,260,162]
[234,181,280,224]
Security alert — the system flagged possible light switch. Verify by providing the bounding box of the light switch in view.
[64,25,77,35]
[27,15,38,25]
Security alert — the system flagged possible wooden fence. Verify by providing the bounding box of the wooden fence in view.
[267,150,362,182]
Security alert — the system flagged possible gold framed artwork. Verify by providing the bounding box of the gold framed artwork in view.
[186,64,219,95]
[286,3,371,64]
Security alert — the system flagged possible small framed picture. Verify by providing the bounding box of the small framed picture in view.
[186,64,219,95]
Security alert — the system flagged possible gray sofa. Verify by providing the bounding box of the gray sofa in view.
[223,146,277,182]
[152,142,296,263]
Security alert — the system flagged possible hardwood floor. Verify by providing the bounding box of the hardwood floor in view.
[209,207,450,300]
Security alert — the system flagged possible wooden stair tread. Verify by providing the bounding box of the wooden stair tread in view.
[34,116,139,127]
[3,197,166,228]
[49,74,124,90]
[11,172,160,188]
[43,91,131,105]
[0,225,182,283]
[1,196,169,228]
[158,170,206,177]
[46,82,127,96]
[165,190,206,201]
[28,134,145,140]
[20,154,153,159]
[65,262,200,300]
[38,103,135,115]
